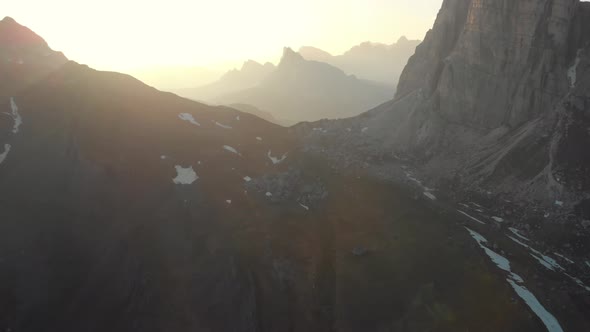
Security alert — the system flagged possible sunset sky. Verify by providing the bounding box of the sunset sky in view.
[4,0,442,71]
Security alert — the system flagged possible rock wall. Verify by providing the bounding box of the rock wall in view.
[356,0,590,207]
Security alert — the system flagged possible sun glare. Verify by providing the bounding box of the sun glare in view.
[4,0,440,71]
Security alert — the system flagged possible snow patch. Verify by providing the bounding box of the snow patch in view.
[458,210,486,224]
[507,280,564,332]
[0,143,11,165]
[509,227,530,242]
[299,202,309,210]
[405,171,422,185]
[564,273,590,292]
[361,127,369,133]
[531,252,563,272]
[530,254,557,271]
[265,192,272,197]
[465,227,564,332]
[267,150,287,164]
[553,253,574,264]
[9,97,22,134]
[509,235,565,272]
[236,115,240,121]
[214,121,232,129]
[554,200,563,207]
[508,235,530,248]
[160,155,167,160]
[465,227,511,272]
[243,176,252,182]
[312,128,327,133]
[568,51,581,88]
[491,216,504,223]
[256,137,262,141]
[178,113,201,126]
[223,145,239,154]
[172,166,198,185]
[226,200,232,204]
[423,192,437,200]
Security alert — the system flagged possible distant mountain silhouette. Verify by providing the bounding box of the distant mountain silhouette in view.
[177,48,394,124]
[175,60,275,102]
[299,36,420,85]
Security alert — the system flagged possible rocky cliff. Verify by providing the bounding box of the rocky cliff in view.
[303,0,590,214]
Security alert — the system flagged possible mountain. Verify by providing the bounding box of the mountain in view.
[174,60,275,102]
[0,16,67,97]
[2,11,590,332]
[299,36,421,86]
[307,0,590,213]
[206,48,394,124]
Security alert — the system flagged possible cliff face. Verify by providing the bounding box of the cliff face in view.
[354,0,590,208]
[398,0,577,128]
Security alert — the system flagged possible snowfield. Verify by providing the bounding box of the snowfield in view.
[465,227,563,332]
[172,166,198,185]
[0,143,11,165]
[223,145,239,154]
[10,97,22,134]
[178,113,200,126]
[267,150,287,164]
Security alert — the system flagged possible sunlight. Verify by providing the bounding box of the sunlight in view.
[4,0,441,71]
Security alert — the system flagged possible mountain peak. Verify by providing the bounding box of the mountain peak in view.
[0,16,68,73]
[298,46,332,61]
[1,16,16,23]
[0,16,47,47]
[279,47,305,67]
[241,60,263,71]
[396,36,409,44]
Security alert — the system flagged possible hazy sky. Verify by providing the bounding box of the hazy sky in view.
[5,0,442,71]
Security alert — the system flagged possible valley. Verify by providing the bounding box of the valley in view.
[1,0,590,331]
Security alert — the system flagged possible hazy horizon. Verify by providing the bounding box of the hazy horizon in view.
[4,0,442,72]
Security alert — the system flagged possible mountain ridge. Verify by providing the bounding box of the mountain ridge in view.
[176,47,394,124]
[299,37,421,85]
